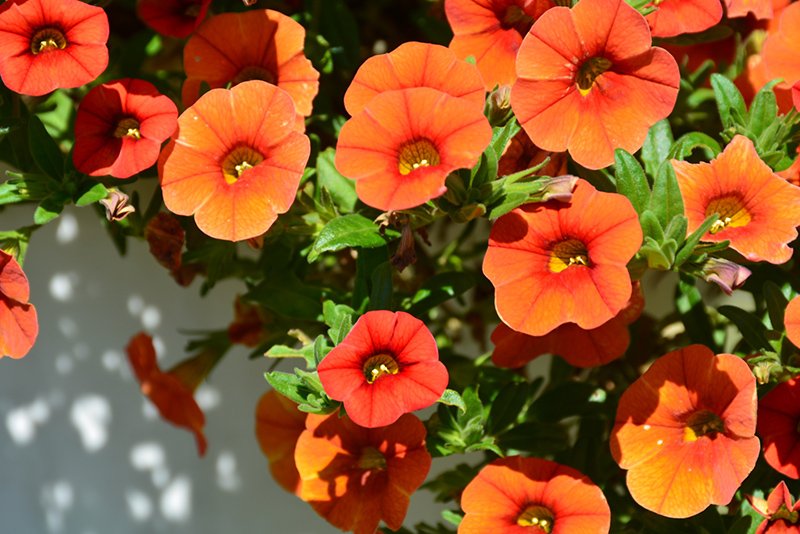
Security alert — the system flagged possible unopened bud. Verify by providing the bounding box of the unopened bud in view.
[701,258,751,295]
[100,189,135,222]
[540,175,579,203]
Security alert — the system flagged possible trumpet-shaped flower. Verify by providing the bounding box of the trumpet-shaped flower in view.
[757,377,800,479]
[255,390,306,494]
[0,250,38,359]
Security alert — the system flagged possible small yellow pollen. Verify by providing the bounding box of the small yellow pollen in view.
[549,239,590,273]
[363,354,399,384]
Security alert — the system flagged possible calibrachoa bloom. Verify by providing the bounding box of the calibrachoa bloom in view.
[763,2,800,87]
[786,296,800,348]
[483,179,641,337]
[645,0,722,38]
[317,310,448,428]
[343,41,486,116]
[73,78,178,179]
[136,0,211,39]
[445,0,556,90]
[182,9,319,117]
[748,481,800,533]
[126,332,223,456]
[725,0,773,19]
[757,378,800,478]
[491,282,643,368]
[510,0,679,170]
[0,0,109,96]
[335,87,492,211]
[0,250,38,359]
[159,80,311,242]
[672,135,800,264]
[459,456,611,533]
[295,412,432,534]
[611,345,759,518]
[254,390,306,495]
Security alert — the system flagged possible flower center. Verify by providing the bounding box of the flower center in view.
[576,57,612,96]
[705,195,752,234]
[221,145,264,185]
[684,409,724,442]
[113,118,142,140]
[232,66,277,86]
[30,28,67,55]
[549,239,590,273]
[517,505,554,532]
[362,354,399,384]
[500,4,534,36]
[357,446,387,470]
[398,139,440,175]
[773,503,800,524]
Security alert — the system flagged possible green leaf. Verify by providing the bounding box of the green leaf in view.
[641,120,674,177]
[748,80,780,138]
[528,382,607,422]
[369,261,393,310]
[75,182,108,207]
[676,278,718,350]
[668,132,722,161]
[649,161,684,230]
[640,210,665,242]
[438,389,467,413]
[763,281,789,331]
[33,195,65,224]
[487,382,535,435]
[490,119,520,160]
[718,305,773,351]
[249,271,324,321]
[407,272,475,315]
[673,213,718,268]
[469,148,498,190]
[265,342,317,369]
[27,114,64,181]
[322,300,355,345]
[497,421,570,455]
[614,149,650,215]
[264,371,307,405]
[711,73,747,128]
[316,148,357,212]
[309,214,399,262]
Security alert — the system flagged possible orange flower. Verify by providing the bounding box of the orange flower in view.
[611,345,759,518]
[0,250,38,359]
[483,179,641,337]
[737,54,794,114]
[126,332,224,456]
[254,390,306,495]
[159,81,310,242]
[335,87,492,211]
[786,296,800,349]
[491,282,643,368]
[763,2,800,87]
[758,377,800,479]
[182,9,319,117]
[459,456,611,533]
[510,0,680,170]
[295,412,431,534]
[725,0,773,19]
[672,135,800,264]
[343,41,485,116]
[645,0,722,38]
[445,0,556,89]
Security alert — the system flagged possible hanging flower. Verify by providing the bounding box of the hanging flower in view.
[510,0,679,170]
[611,345,759,518]
[136,0,211,39]
[344,41,485,116]
[645,0,722,38]
[0,250,38,359]
[335,87,492,211]
[254,390,306,495]
[483,179,641,337]
[0,0,109,96]
[126,332,225,456]
[747,481,800,533]
[460,456,611,533]
[295,412,432,534]
[317,310,448,428]
[763,2,800,87]
[491,281,643,368]
[445,0,556,89]
[672,135,800,264]
[73,78,178,179]
[757,378,800,478]
[159,81,311,242]
[182,9,319,118]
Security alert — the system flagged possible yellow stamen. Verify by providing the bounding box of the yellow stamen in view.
[363,354,399,384]
[705,195,751,234]
[517,505,554,532]
[30,28,67,55]
[576,57,613,96]
[398,139,440,175]
[113,118,142,140]
[221,145,265,184]
[549,239,590,273]
[684,410,724,442]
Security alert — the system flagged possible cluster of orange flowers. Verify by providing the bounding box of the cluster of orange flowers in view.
[3,0,800,531]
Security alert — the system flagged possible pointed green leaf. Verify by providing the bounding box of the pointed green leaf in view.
[649,161,684,229]
[711,73,747,128]
[27,114,64,181]
[641,120,674,177]
[614,149,650,215]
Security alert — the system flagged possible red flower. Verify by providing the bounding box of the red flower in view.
[73,78,178,179]
[159,80,310,242]
[460,456,611,533]
[758,378,800,478]
[0,0,109,96]
[645,0,722,38]
[295,412,432,534]
[0,250,38,359]
[510,0,680,170]
[255,390,306,495]
[445,0,556,89]
[335,87,492,211]
[611,345,759,518]
[136,0,211,39]
[344,41,486,116]
[126,332,224,456]
[182,9,319,118]
[317,310,448,428]
[483,179,642,337]
[672,135,800,264]
[491,282,643,368]
[748,481,800,533]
